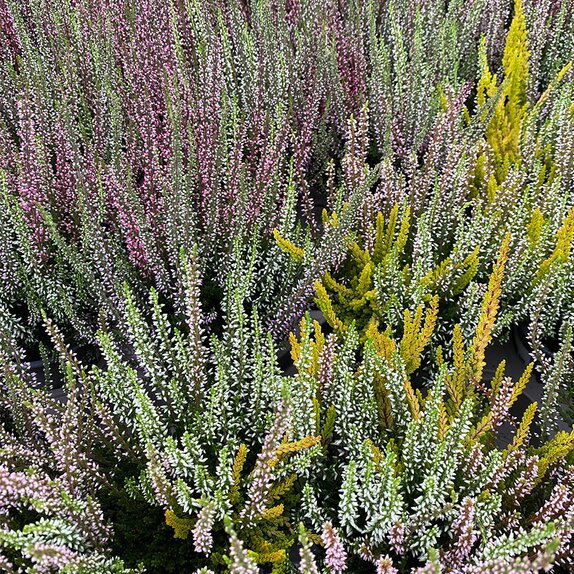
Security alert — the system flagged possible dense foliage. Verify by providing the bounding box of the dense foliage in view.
[1,0,574,572]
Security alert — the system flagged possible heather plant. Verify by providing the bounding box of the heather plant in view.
[289,316,574,573]
[0,0,344,345]
[303,203,475,347]
[1,0,574,572]
[0,232,572,573]
[287,0,574,362]
[281,219,574,569]
[362,0,574,344]
[305,197,574,345]
[2,0,573,351]
[89,257,325,570]
[0,323,139,573]
[0,248,330,572]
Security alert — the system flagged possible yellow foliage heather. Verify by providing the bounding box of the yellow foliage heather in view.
[404,378,420,420]
[526,208,545,246]
[289,331,301,364]
[536,206,574,281]
[455,248,481,293]
[311,320,325,376]
[314,280,346,333]
[365,321,396,363]
[490,361,507,395]
[475,4,570,199]
[290,318,326,376]
[394,206,411,255]
[164,509,193,540]
[230,443,248,504]
[469,233,511,385]
[273,228,305,262]
[256,549,287,564]
[399,295,439,374]
[471,410,494,442]
[534,428,574,484]
[509,362,534,406]
[269,474,298,502]
[504,401,537,458]
[488,0,529,183]
[418,295,439,351]
[321,208,340,228]
[323,271,354,298]
[269,436,322,468]
[438,400,449,440]
[261,504,284,520]
[475,0,530,193]
[274,435,321,459]
[418,246,480,296]
[315,205,478,349]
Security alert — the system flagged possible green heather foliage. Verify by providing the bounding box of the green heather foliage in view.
[0,0,572,345]
[293,317,574,573]
[1,272,573,572]
[0,0,574,572]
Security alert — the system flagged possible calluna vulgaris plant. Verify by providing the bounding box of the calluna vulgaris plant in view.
[0,0,573,343]
[1,0,574,572]
[0,239,573,572]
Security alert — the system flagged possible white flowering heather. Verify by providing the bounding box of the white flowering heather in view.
[0,2,573,573]
[192,502,217,555]
[225,518,260,574]
[298,524,320,574]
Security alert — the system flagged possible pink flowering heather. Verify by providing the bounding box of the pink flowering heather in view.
[413,561,440,574]
[15,98,49,254]
[317,333,337,391]
[241,402,291,525]
[532,469,574,526]
[389,522,405,556]
[0,466,61,516]
[0,466,117,571]
[508,454,540,502]
[376,555,399,574]
[321,521,347,574]
[444,498,477,566]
